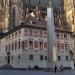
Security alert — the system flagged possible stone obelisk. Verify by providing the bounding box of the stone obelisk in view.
[47,0,57,68]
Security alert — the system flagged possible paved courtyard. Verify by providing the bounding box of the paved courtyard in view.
[0,70,75,75]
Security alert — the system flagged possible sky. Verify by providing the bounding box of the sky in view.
[22,0,60,9]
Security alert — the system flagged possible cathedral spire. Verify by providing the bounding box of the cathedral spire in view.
[35,0,41,18]
[26,0,30,17]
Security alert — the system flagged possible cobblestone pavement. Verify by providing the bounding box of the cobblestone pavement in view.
[0,70,75,75]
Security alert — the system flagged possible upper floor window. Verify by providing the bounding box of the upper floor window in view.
[64,34,67,40]
[19,30,21,34]
[15,32,17,36]
[25,30,28,36]
[39,42,43,50]
[9,44,11,51]
[39,31,42,37]
[29,30,33,36]
[60,33,64,39]
[29,41,33,49]
[9,35,10,39]
[67,34,70,40]
[56,33,59,39]
[56,42,60,51]
[22,41,25,49]
[15,42,17,50]
[40,55,43,60]
[6,46,7,52]
[64,43,68,51]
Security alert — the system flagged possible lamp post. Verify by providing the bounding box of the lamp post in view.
[47,0,57,69]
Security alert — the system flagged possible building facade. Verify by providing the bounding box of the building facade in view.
[0,15,73,68]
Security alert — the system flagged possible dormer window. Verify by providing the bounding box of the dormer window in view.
[30,21,36,24]
[32,21,36,24]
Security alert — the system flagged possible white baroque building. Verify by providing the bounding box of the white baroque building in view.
[0,16,74,68]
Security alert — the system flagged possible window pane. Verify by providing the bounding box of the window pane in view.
[29,55,33,60]
[66,56,68,61]
[39,42,43,50]
[40,55,43,60]
[58,56,61,61]
[29,30,32,36]
[22,41,25,49]
[29,41,33,49]
[45,56,47,60]
[57,42,60,51]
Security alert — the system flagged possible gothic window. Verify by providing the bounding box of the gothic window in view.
[64,43,68,51]
[18,41,21,49]
[39,31,42,37]
[15,42,17,50]
[11,7,16,28]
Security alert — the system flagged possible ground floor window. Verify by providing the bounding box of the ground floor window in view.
[66,56,68,61]
[29,55,33,60]
[40,55,43,60]
[58,56,61,61]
